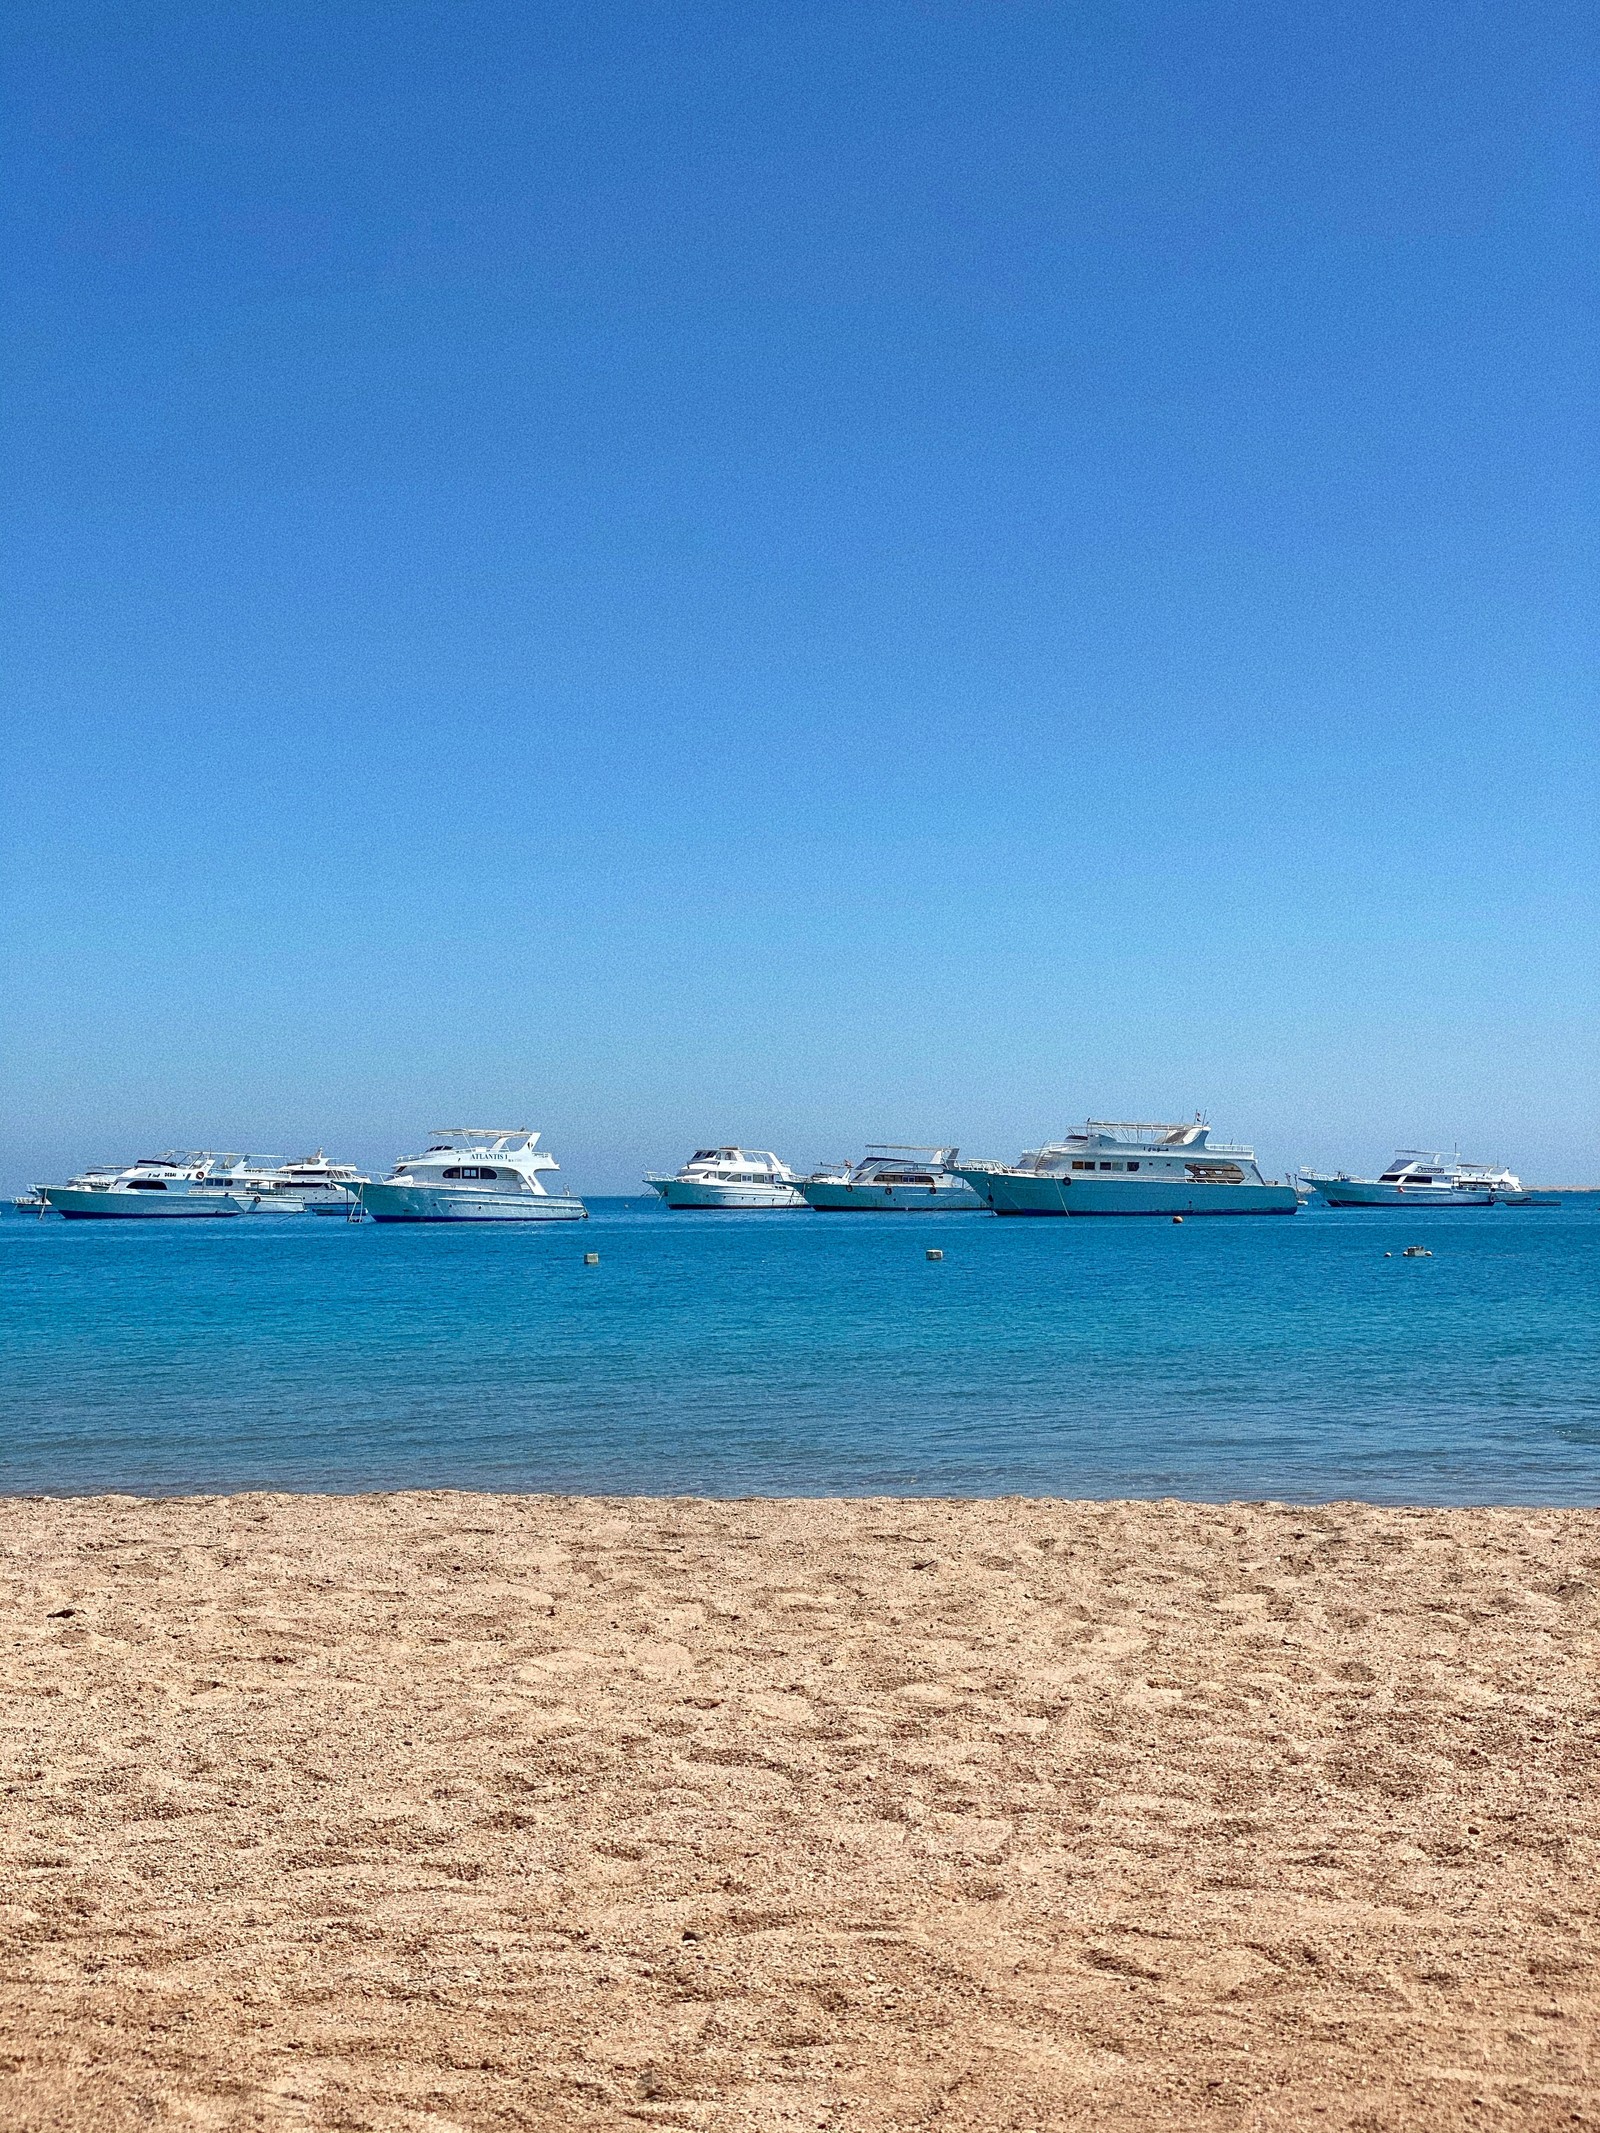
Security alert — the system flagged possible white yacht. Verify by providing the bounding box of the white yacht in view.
[352,1129,586,1223]
[41,1154,259,1219]
[952,1119,1299,1216]
[201,1151,369,1213]
[795,1146,988,1212]
[646,1148,805,1209]
[270,1152,370,1212]
[1302,1151,1522,1207]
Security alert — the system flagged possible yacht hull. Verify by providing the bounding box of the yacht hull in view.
[956,1172,1298,1216]
[797,1178,987,1211]
[251,1191,360,1215]
[1307,1179,1498,1207]
[647,1179,804,1209]
[43,1189,256,1219]
[355,1183,588,1222]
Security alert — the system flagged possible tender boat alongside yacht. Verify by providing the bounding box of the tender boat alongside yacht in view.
[952,1119,1299,1216]
[796,1146,987,1211]
[352,1129,586,1223]
[41,1155,259,1219]
[1301,1151,1522,1207]
[646,1149,805,1209]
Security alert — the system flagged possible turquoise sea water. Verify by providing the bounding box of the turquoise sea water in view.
[2,1198,1597,1503]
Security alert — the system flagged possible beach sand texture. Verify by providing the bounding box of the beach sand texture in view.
[1,1494,1596,2131]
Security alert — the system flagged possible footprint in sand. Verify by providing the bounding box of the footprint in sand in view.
[747,1691,812,1724]
[926,1812,1012,1858]
[634,1640,694,1676]
[515,1650,601,1680]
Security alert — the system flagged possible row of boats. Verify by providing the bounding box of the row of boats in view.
[19,1120,1548,1223]
[647,1128,1543,1212]
[20,1134,584,1222]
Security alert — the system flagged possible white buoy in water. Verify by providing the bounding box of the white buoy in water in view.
[926,1248,943,1261]
[1172,1215,1184,1225]
[584,1252,599,1265]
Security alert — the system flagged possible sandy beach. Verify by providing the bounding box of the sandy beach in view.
[1,1493,1595,2131]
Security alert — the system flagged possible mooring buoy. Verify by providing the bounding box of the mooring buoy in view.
[583,1252,599,1265]
[926,1248,943,1261]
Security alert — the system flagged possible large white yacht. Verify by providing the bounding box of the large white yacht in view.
[795,1146,988,1212]
[42,1154,259,1219]
[1302,1151,1522,1207]
[952,1119,1299,1216]
[202,1151,369,1213]
[270,1152,370,1212]
[646,1148,805,1209]
[351,1129,587,1223]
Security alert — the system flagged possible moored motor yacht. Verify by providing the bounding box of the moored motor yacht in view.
[202,1151,369,1212]
[645,1148,805,1209]
[41,1155,259,1219]
[795,1147,987,1211]
[352,1129,586,1222]
[952,1119,1299,1216]
[271,1152,370,1212]
[1301,1151,1522,1207]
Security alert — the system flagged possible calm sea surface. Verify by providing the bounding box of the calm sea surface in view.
[3,1198,1597,1503]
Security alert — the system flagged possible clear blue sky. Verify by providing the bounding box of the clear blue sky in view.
[5,1,1595,1191]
